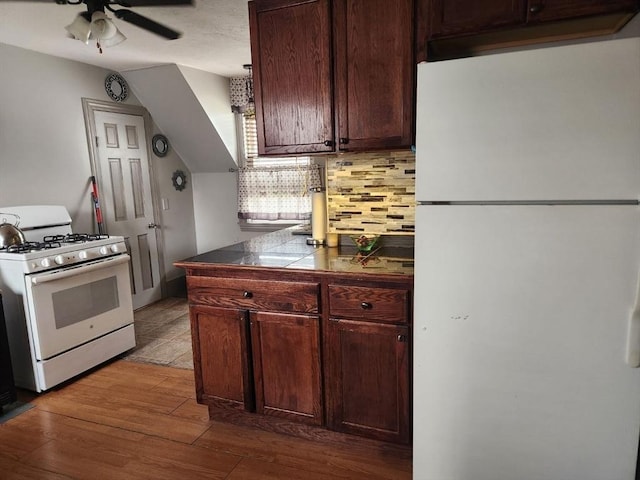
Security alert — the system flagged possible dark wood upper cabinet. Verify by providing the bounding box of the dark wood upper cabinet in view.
[526,0,639,23]
[249,0,334,155]
[429,0,638,40]
[427,0,639,59]
[249,0,417,155]
[430,0,525,37]
[333,0,415,151]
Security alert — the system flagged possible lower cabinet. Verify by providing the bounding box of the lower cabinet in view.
[250,311,323,425]
[325,319,411,445]
[325,283,412,444]
[187,272,412,445]
[190,305,254,410]
[190,305,323,424]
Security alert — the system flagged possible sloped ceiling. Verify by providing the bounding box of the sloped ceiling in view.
[123,64,238,173]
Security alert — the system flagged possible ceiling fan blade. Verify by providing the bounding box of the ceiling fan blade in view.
[113,9,181,39]
[111,0,193,6]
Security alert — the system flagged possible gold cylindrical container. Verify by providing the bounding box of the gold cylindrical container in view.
[311,187,326,244]
[326,232,339,247]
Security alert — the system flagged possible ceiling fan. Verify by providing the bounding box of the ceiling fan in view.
[1,0,194,51]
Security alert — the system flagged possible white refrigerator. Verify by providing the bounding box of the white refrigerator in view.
[414,38,640,480]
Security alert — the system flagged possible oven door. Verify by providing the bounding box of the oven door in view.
[25,254,134,360]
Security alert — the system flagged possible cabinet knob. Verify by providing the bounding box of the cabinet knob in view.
[397,334,407,343]
[323,140,334,147]
[339,137,349,145]
[361,301,373,310]
[529,4,542,13]
[243,291,253,299]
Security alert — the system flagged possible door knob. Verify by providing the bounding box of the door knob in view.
[148,223,159,229]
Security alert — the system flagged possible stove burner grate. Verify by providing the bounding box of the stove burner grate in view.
[3,241,63,254]
[43,233,110,244]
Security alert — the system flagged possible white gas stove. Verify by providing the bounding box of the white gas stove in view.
[0,205,135,392]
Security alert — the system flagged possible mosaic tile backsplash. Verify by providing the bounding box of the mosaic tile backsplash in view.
[325,151,415,235]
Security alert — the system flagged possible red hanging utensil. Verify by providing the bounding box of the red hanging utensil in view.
[90,176,105,236]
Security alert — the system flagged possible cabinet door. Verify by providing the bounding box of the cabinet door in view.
[325,318,411,444]
[333,0,415,151]
[526,0,638,23]
[249,0,335,155]
[429,0,526,37]
[190,305,254,411]
[250,311,323,425]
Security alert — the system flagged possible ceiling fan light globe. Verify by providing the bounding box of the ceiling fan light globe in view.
[90,12,126,47]
[65,14,92,44]
[100,30,126,48]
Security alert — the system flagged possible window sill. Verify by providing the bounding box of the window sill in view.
[238,220,302,233]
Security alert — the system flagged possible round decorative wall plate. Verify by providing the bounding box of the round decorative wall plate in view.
[105,73,129,102]
[152,134,169,157]
[172,170,187,191]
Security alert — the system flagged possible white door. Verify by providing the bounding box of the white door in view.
[93,110,162,309]
[413,204,640,480]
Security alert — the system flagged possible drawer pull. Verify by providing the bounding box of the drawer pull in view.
[361,302,373,310]
[243,291,253,299]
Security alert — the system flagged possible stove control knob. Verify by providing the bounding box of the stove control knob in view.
[41,258,51,268]
[54,255,65,265]
[79,251,88,260]
[99,246,109,255]
[111,244,121,253]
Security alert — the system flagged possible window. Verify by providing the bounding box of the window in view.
[237,114,321,226]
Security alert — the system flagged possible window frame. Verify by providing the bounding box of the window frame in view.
[236,114,316,232]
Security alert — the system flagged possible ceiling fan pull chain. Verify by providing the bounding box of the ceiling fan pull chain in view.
[97,41,103,54]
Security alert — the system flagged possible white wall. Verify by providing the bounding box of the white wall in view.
[0,43,124,232]
[0,43,199,286]
[149,135,197,282]
[178,65,239,166]
[123,64,237,173]
[192,172,258,253]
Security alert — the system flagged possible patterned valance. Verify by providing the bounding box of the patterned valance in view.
[230,75,254,115]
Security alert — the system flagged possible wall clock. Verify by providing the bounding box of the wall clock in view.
[105,73,129,102]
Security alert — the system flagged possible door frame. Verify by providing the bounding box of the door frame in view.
[81,97,167,301]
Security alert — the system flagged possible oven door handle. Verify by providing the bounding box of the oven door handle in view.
[30,255,131,285]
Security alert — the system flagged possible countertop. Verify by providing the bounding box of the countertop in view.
[176,227,414,276]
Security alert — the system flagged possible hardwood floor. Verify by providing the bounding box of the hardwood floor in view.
[0,360,412,479]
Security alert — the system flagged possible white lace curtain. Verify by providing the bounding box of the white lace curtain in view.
[238,164,322,221]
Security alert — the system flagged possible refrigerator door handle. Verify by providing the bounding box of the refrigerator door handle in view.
[626,271,640,367]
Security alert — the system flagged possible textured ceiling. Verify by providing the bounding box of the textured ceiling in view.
[0,0,252,77]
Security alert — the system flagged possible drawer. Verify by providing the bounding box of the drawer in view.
[328,285,409,323]
[187,276,319,313]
